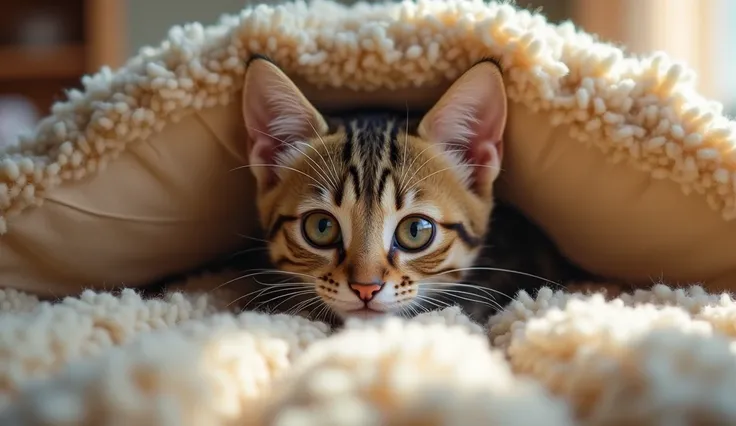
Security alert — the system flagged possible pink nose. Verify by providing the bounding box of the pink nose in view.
[349,283,384,301]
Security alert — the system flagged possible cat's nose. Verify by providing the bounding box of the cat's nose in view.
[349,282,384,302]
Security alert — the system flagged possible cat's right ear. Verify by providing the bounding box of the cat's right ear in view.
[417,59,507,197]
[242,57,328,190]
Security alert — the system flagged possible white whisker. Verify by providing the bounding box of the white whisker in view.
[396,306,409,318]
[306,119,341,186]
[430,266,562,288]
[270,289,316,311]
[245,282,312,300]
[234,233,270,244]
[414,295,449,311]
[229,163,330,194]
[247,126,337,191]
[420,282,514,301]
[283,140,338,191]
[401,147,466,193]
[227,246,270,260]
[399,142,467,193]
[211,269,318,293]
[405,163,501,194]
[422,288,504,311]
[237,282,312,309]
[211,270,287,293]
[313,304,332,323]
[425,290,501,311]
[327,309,338,326]
[287,296,323,316]
[406,302,421,317]
[257,289,315,310]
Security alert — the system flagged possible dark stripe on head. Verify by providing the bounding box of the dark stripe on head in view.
[269,214,298,239]
[342,123,353,163]
[348,166,361,200]
[389,120,400,167]
[440,222,482,248]
[377,168,391,202]
[333,180,345,206]
[356,117,384,202]
[393,175,404,211]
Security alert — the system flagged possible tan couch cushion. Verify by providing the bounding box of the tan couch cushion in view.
[0,104,258,295]
[1,1,735,296]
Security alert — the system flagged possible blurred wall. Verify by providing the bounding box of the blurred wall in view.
[126,0,570,54]
[126,0,247,55]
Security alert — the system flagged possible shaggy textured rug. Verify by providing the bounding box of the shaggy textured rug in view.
[2,0,736,424]
[3,279,736,425]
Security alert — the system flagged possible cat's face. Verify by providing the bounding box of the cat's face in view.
[241,57,507,320]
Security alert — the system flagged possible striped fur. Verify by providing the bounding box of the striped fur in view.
[250,109,497,320]
[241,57,595,322]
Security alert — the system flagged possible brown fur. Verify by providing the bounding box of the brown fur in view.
[241,56,552,321]
[256,120,493,318]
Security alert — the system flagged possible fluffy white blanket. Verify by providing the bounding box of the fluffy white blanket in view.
[2,278,736,425]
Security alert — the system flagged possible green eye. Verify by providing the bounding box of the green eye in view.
[302,211,342,247]
[395,215,435,252]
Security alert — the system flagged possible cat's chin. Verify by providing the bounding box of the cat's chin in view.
[342,307,388,320]
[335,308,393,321]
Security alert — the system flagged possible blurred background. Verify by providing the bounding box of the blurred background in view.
[1,0,734,148]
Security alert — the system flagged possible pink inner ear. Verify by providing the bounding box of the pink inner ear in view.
[427,98,505,189]
[466,130,503,167]
[250,135,278,166]
[249,135,283,189]
[470,141,493,166]
[466,136,502,186]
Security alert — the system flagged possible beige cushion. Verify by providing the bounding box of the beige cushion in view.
[1,1,735,296]
[500,105,736,292]
[0,104,258,295]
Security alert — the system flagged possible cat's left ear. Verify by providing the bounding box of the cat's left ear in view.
[417,59,507,195]
[242,56,329,190]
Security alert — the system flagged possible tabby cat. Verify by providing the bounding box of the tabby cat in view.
[240,56,591,322]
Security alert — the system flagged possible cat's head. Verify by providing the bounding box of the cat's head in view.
[241,57,507,320]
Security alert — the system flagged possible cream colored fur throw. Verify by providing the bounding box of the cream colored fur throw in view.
[3,0,736,424]
[3,279,736,425]
[0,0,734,230]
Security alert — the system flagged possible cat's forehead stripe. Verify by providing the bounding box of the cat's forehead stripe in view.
[316,114,417,220]
[388,122,400,168]
[376,168,391,205]
[347,166,361,201]
[339,116,407,206]
[342,123,353,163]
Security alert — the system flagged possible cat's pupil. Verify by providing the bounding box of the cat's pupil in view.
[410,221,419,238]
[409,219,431,239]
[318,218,330,234]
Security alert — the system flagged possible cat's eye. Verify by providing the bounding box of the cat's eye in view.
[302,211,342,248]
[394,215,435,252]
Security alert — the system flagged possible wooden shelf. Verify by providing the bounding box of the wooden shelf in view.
[0,44,85,80]
[0,0,125,119]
